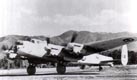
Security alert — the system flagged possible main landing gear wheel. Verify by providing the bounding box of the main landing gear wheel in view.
[80,65,85,70]
[56,63,66,74]
[99,66,103,71]
[27,65,36,75]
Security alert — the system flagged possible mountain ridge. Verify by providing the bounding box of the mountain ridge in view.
[0,30,137,51]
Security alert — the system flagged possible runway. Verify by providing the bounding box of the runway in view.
[0,65,137,80]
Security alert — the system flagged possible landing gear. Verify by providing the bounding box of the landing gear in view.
[56,63,66,74]
[99,66,103,71]
[27,65,36,75]
[80,65,85,70]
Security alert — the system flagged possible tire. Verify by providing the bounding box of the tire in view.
[56,63,66,74]
[80,65,85,70]
[27,65,36,75]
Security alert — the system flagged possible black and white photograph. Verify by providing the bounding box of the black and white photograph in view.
[0,0,137,80]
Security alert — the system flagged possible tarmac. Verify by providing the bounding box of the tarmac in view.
[0,65,137,80]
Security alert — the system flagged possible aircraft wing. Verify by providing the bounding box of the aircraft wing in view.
[68,59,115,67]
[100,59,119,63]
[83,37,137,56]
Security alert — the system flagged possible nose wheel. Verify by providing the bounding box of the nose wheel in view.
[27,65,36,75]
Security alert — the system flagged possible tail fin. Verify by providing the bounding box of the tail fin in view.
[121,45,128,66]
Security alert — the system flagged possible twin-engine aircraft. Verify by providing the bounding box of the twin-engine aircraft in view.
[4,36,137,75]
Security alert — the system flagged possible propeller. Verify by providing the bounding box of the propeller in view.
[70,32,78,43]
[46,37,50,44]
[61,32,78,46]
[0,39,20,60]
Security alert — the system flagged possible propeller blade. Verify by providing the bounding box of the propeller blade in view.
[46,37,50,44]
[70,32,77,43]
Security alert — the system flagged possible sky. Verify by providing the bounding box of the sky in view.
[0,0,137,37]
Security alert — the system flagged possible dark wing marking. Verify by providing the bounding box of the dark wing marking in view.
[83,37,137,56]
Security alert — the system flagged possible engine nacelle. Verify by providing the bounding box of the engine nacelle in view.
[8,52,17,59]
[66,43,84,53]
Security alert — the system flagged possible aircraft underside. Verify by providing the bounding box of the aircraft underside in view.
[26,62,106,75]
[27,61,67,75]
[26,56,111,75]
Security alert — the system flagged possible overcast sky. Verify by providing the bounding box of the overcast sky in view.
[0,0,137,37]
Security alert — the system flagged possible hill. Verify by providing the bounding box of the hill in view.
[50,31,137,51]
[0,30,137,68]
[0,30,137,51]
